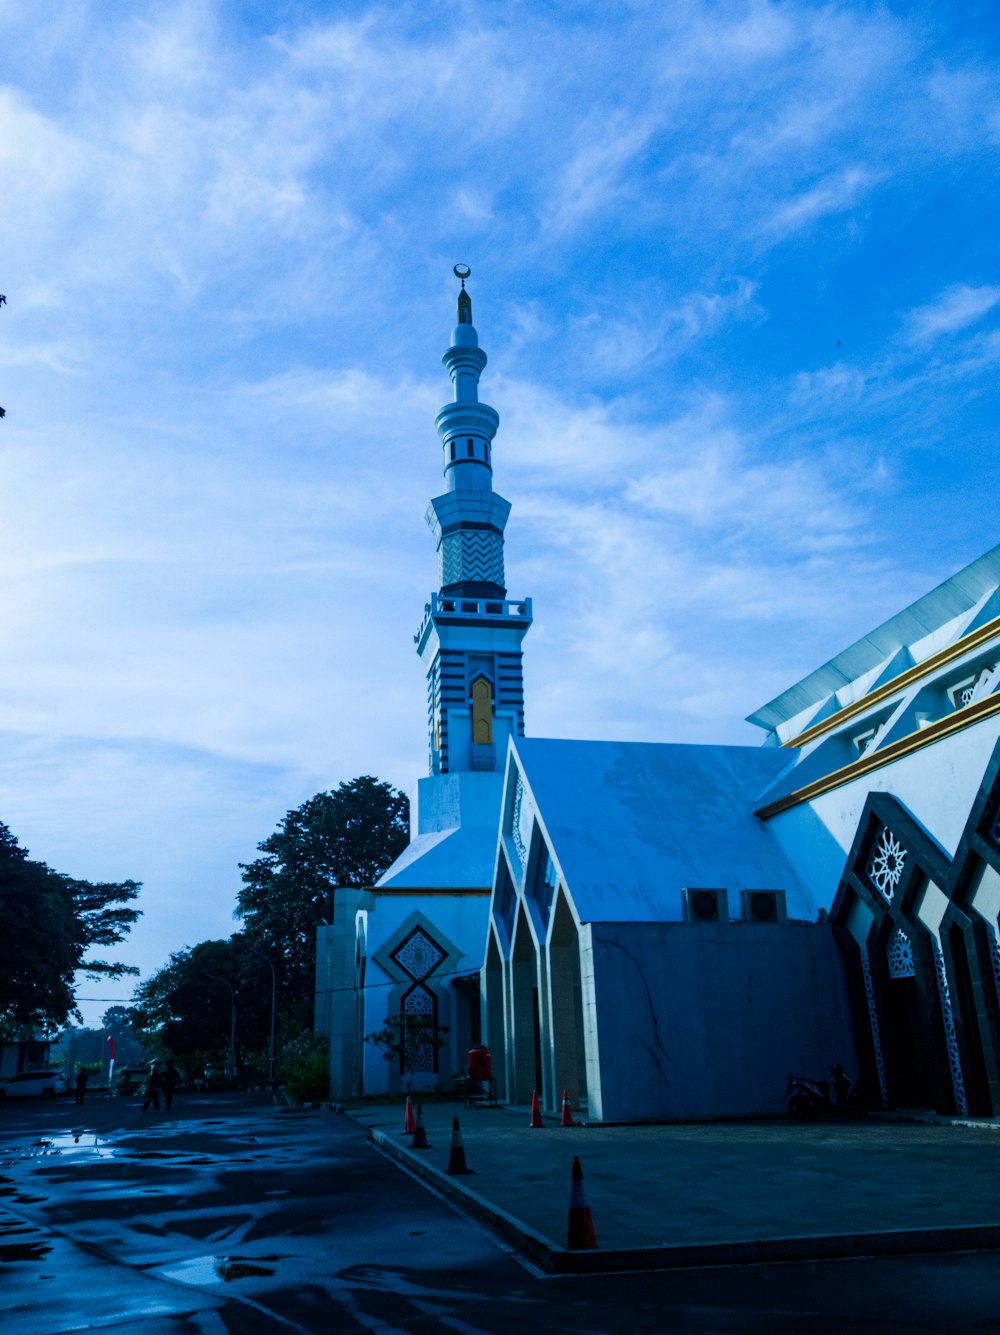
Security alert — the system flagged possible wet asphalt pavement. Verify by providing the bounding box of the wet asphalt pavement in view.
[3,1092,1000,1333]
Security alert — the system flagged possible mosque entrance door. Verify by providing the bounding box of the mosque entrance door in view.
[877,922,946,1110]
[882,974,935,1108]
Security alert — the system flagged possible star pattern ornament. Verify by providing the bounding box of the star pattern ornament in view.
[869,829,906,900]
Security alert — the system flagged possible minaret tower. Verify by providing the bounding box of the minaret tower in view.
[415,267,532,775]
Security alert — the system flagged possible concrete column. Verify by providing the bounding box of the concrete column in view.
[314,887,374,1101]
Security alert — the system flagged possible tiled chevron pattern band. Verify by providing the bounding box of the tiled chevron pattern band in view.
[440,530,505,588]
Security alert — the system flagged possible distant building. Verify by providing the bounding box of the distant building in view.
[317,276,1000,1120]
[0,1037,52,1079]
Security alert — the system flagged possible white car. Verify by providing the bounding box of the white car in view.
[0,1070,70,1100]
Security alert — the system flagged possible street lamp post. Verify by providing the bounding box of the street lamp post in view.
[204,974,236,1079]
[247,948,277,1087]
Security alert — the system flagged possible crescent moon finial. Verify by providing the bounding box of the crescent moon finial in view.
[453,263,471,288]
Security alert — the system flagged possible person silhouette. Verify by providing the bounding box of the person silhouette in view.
[141,1065,162,1113]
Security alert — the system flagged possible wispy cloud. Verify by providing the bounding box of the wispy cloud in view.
[764,166,878,237]
[907,284,1000,342]
[543,112,659,236]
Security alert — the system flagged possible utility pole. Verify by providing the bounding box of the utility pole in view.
[247,948,277,1086]
[204,974,237,1079]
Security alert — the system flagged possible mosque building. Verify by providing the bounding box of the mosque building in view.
[315,273,1000,1122]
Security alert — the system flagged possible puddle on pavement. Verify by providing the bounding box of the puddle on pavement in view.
[3,1134,114,1161]
[158,1253,280,1285]
[44,1133,115,1158]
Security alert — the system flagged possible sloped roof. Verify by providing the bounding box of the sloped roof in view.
[376,822,496,890]
[748,543,1000,732]
[514,737,818,922]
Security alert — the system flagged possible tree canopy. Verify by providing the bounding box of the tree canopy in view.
[0,821,141,1036]
[236,776,408,1032]
[130,935,273,1072]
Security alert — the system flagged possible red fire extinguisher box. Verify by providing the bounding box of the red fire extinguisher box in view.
[467,1046,492,1081]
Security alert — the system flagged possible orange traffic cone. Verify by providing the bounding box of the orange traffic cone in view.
[529,1090,544,1128]
[566,1156,597,1250]
[403,1095,415,1134]
[445,1116,473,1175]
[412,1103,431,1150]
[560,1090,574,1127]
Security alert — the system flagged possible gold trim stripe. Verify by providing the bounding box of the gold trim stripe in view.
[782,613,1000,749]
[756,689,1000,819]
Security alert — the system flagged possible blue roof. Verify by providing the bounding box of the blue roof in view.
[513,737,819,922]
[377,822,497,890]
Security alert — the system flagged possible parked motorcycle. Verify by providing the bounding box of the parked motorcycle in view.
[786,1062,865,1118]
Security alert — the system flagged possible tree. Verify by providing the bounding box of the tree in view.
[0,822,141,1036]
[130,935,272,1074]
[236,776,409,1033]
[364,1012,450,1095]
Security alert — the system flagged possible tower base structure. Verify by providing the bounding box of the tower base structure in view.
[317,770,503,1101]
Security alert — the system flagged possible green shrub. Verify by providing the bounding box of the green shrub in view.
[281,1031,329,1104]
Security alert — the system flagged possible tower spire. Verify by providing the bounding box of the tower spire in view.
[455,262,472,325]
[431,266,504,597]
[414,269,532,776]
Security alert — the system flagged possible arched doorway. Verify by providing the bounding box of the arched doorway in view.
[510,908,541,1105]
[877,921,936,1108]
[548,891,587,1112]
[484,928,507,1100]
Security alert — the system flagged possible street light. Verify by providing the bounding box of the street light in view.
[204,974,236,1079]
[246,948,277,1087]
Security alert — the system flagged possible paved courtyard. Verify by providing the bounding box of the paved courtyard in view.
[3,1092,1000,1332]
[351,1101,1000,1266]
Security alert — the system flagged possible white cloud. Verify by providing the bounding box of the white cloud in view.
[764,166,878,237]
[543,111,659,236]
[907,284,1000,343]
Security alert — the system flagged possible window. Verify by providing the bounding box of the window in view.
[471,676,493,744]
[852,722,884,756]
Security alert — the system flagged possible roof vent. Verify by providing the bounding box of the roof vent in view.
[682,887,728,923]
[740,889,788,924]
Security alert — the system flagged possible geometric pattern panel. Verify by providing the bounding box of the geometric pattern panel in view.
[401,984,436,1074]
[887,926,916,979]
[860,951,889,1107]
[440,530,505,587]
[511,773,529,870]
[390,928,445,982]
[868,828,907,901]
[932,940,968,1117]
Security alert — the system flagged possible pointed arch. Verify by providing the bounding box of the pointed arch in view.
[483,926,507,1100]
[548,887,587,1112]
[510,903,542,1105]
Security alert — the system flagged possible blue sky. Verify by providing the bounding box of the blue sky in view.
[0,1,997,1025]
